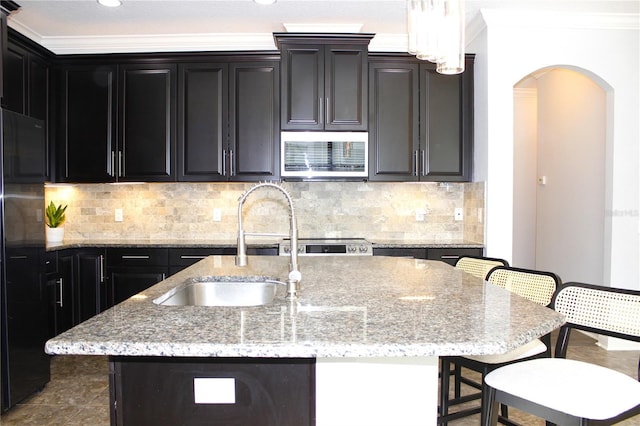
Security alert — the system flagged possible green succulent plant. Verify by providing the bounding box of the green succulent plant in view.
[45,201,67,228]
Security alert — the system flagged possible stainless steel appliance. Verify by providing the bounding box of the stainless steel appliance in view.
[281,132,368,178]
[0,110,49,411]
[279,238,372,257]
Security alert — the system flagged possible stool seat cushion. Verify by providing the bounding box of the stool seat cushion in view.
[464,338,546,364]
[484,357,640,420]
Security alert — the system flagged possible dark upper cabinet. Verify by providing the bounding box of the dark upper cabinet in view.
[368,55,474,182]
[3,36,51,178]
[177,62,228,181]
[177,59,279,182]
[368,61,420,180]
[276,33,373,131]
[3,42,26,113]
[55,64,116,182]
[228,60,279,181]
[3,40,50,120]
[119,64,176,181]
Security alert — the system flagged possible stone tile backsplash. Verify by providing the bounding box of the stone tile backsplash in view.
[45,181,485,243]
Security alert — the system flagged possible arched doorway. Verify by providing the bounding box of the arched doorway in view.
[513,67,608,284]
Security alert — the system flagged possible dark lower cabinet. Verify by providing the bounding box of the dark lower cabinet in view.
[426,248,483,266]
[110,356,315,426]
[372,247,427,259]
[55,248,106,331]
[373,247,483,265]
[106,248,169,305]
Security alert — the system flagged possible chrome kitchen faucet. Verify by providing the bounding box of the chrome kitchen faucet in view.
[236,182,301,299]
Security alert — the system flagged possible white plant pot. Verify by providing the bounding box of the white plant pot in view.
[46,227,64,243]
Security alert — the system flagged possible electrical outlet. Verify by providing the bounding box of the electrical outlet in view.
[115,208,123,222]
[213,208,222,222]
[454,207,463,221]
[415,208,426,222]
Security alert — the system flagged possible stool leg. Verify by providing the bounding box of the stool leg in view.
[482,386,499,426]
[439,358,451,425]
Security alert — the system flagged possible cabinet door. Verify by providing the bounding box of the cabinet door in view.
[280,45,323,130]
[109,268,167,305]
[177,63,228,181]
[119,64,176,181]
[75,251,106,321]
[2,43,26,113]
[324,45,368,131]
[426,248,483,266]
[56,252,76,332]
[56,65,116,182]
[420,56,473,181]
[229,61,280,181]
[368,61,419,181]
[106,248,169,304]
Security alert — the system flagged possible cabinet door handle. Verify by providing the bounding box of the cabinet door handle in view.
[121,255,150,260]
[111,151,116,176]
[222,149,227,176]
[118,151,123,177]
[100,255,105,283]
[325,96,330,124]
[229,150,234,176]
[319,97,323,125]
[57,278,64,308]
[440,255,460,259]
[421,149,426,177]
[413,150,419,176]
[161,273,166,280]
[180,255,207,260]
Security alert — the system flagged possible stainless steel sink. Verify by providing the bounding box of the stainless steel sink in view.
[153,276,282,307]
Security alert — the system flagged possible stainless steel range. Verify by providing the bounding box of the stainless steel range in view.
[279,238,373,256]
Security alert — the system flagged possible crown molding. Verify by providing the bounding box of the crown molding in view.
[480,9,639,30]
[9,18,409,55]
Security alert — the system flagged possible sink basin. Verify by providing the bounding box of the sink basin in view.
[153,276,281,307]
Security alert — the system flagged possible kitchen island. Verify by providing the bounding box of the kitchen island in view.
[46,255,564,426]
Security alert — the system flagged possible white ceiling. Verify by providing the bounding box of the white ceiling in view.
[6,0,639,54]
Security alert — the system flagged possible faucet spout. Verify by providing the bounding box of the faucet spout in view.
[236,182,301,298]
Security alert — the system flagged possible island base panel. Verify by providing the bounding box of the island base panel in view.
[316,356,438,426]
[109,356,315,426]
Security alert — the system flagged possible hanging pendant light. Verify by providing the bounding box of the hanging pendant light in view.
[407,0,465,75]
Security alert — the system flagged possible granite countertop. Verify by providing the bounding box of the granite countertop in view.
[46,238,483,251]
[45,255,564,359]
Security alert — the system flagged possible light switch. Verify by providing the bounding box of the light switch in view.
[114,208,123,222]
[454,208,463,221]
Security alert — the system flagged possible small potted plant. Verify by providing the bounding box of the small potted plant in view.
[45,201,67,243]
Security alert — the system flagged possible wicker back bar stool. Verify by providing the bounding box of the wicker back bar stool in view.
[454,255,509,279]
[439,266,561,425]
[483,282,640,426]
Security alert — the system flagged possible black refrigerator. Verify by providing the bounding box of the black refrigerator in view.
[0,109,49,411]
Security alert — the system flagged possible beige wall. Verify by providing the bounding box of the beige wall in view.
[45,182,484,243]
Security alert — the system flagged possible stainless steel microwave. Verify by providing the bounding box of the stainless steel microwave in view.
[281,132,368,178]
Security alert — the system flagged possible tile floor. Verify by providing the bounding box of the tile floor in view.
[1,332,639,425]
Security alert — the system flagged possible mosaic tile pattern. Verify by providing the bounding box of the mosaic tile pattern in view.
[45,181,485,243]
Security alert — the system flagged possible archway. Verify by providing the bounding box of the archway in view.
[513,67,609,284]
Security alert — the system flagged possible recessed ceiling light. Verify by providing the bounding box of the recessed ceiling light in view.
[98,0,122,7]
[254,0,276,4]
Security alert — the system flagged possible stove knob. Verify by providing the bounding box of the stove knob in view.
[283,246,290,254]
[298,246,305,254]
[359,246,369,253]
